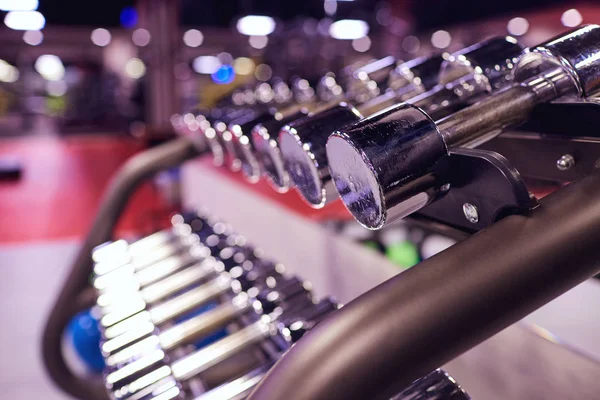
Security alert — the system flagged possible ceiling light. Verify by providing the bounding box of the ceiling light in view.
[249,35,268,49]
[431,30,451,49]
[23,30,43,46]
[4,11,45,30]
[91,28,112,47]
[329,19,369,40]
[193,56,221,74]
[561,9,582,28]
[237,15,276,36]
[0,0,38,11]
[132,28,151,47]
[35,55,65,81]
[507,17,529,36]
[125,58,146,79]
[183,29,203,47]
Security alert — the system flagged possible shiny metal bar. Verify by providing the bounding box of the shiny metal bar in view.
[194,363,272,400]
[171,320,273,381]
[99,275,231,330]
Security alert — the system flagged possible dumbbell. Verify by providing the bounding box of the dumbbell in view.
[96,210,259,295]
[278,37,522,208]
[92,217,198,276]
[192,298,339,400]
[212,62,388,186]
[100,266,293,358]
[343,56,399,103]
[390,369,470,399]
[103,275,311,367]
[93,213,239,299]
[105,281,321,399]
[98,244,280,333]
[225,78,337,183]
[110,298,337,400]
[202,79,307,170]
[249,56,413,194]
[327,24,600,229]
[192,362,274,400]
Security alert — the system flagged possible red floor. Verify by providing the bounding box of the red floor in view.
[0,135,173,243]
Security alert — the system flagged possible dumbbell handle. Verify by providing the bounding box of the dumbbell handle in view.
[171,320,273,382]
[105,276,306,361]
[171,295,324,383]
[106,297,252,367]
[194,363,273,400]
[439,66,573,149]
[101,275,231,330]
[98,258,217,309]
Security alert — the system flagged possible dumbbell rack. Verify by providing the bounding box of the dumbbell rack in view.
[181,158,600,400]
[92,212,474,400]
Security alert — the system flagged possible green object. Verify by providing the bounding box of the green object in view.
[386,241,420,268]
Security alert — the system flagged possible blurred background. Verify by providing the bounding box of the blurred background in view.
[0,1,599,399]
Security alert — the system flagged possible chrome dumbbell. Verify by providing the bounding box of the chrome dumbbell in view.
[203,79,313,171]
[100,268,295,360]
[94,218,260,329]
[194,298,339,400]
[93,218,200,277]
[279,37,522,208]
[98,245,278,333]
[249,56,401,194]
[105,280,318,399]
[250,55,429,195]
[327,24,600,229]
[343,56,399,103]
[390,369,470,400]
[226,77,336,183]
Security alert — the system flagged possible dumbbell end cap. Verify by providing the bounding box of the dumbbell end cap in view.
[251,124,291,192]
[279,124,326,208]
[327,132,386,230]
[230,125,261,183]
[514,24,600,97]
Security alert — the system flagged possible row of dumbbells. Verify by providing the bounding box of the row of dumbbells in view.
[91,211,470,399]
[174,25,600,230]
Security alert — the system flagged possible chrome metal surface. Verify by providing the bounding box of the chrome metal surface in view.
[158,294,251,350]
[99,274,231,330]
[391,369,470,400]
[282,46,509,209]
[279,103,363,208]
[462,203,479,224]
[227,110,275,177]
[388,55,445,96]
[94,238,195,277]
[439,36,521,89]
[327,104,445,229]
[411,36,522,120]
[251,110,309,192]
[328,25,600,229]
[194,363,272,400]
[171,320,273,382]
[345,56,397,103]
[556,154,575,171]
[513,24,600,96]
[105,295,252,368]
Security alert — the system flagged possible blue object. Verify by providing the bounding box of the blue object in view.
[69,309,105,373]
[120,6,138,29]
[211,65,235,85]
[174,301,229,349]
